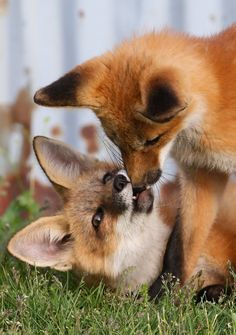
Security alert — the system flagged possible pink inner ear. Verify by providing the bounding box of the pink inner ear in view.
[16,239,59,262]
[14,231,71,263]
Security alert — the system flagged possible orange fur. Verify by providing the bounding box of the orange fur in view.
[8,137,173,292]
[194,179,236,288]
[7,137,236,294]
[34,25,236,283]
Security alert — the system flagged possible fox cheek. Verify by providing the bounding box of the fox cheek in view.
[34,72,81,107]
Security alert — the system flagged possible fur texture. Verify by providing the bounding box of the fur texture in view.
[33,25,236,282]
[8,137,236,299]
[8,137,173,292]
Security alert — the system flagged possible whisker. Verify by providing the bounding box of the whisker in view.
[101,134,123,162]
[100,136,120,168]
[162,171,184,181]
[100,134,124,169]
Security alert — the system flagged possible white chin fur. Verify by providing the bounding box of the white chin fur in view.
[106,207,172,292]
[104,170,172,292]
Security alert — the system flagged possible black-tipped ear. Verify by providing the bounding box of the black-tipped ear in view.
[145,79,187,123]
[33,57,107,110]
[34,72,81,107]
[33,136,99,190]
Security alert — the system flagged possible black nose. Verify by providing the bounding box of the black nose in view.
[133,185,146,196]
[113,174,129,193]
[146,169,162,185]
[133,169,162,195]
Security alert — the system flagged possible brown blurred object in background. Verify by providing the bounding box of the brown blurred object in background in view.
[0,88,61,216]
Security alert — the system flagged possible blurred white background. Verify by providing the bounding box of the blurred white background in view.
[0,0,236,184]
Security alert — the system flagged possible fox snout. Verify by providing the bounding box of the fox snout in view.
[128,169,162,194]
[113,174,129,193]
[112,171,132,212]
[133,169,162,191]
[112,171,154,214]
[122,150,163,191]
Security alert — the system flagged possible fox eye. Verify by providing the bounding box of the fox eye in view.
[92,207,104,229]
[144,133,164,147]
[103,172,113,184]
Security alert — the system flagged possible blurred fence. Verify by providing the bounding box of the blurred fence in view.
[0,0,236,211]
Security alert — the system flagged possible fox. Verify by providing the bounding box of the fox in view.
[7,137,236,300]
[33,24,236,287]
[7,136,176,292]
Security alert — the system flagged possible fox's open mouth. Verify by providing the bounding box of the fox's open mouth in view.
[132,188,154,213]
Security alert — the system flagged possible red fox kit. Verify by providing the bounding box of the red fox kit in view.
[33,24,236,283]
[8,137,236,300]
[8,136,175,292]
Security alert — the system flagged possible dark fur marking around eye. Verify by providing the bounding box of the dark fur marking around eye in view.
[92,207,104,229]
[144,133,165,147]
[102,172,114,184]
[145,82,180,123]
[34,72,81,107]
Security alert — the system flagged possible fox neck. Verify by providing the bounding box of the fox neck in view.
[172,30,236,173]
[173,93,236,173]
[104,203,172,292]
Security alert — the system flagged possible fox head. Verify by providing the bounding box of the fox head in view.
[34,32,216,190]
[8,136,172,291]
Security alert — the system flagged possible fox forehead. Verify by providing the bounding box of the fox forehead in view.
[94,31,198,106]
[90,47,192,152]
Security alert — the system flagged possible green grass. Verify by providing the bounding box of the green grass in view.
[0,193,236,334]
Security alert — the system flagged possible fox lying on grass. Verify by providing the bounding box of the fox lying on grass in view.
[34,24,236,289]
[8,137,236,299]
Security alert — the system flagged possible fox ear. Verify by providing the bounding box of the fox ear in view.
[7,215,74,271]
[144,74,187,123]
[33,57,107,110]
[33,136,99,190]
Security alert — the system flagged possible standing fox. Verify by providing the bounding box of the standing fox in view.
[34,25,236,287]
[8,137,236,299]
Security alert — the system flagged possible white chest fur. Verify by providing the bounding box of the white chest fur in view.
[105,207,172,292]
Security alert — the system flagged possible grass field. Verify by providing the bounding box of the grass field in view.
[0,192,236,334]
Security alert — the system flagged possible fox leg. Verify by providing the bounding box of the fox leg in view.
[180,167,228,283]
[195,218,236,301]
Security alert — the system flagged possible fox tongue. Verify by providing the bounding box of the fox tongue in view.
[137,189,150,204]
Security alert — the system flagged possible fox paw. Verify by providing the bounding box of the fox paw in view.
[196,284,231,303]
